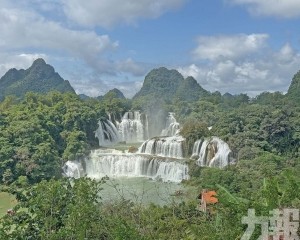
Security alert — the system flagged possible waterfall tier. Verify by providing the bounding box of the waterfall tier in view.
[191,139,202,159]
[117,111,149,143]
[161,112,180,136]
[192,137,232,168]
[62,161,84,179]
[84,149,189,183]
[138,136,185,159]
[95,119,120,147]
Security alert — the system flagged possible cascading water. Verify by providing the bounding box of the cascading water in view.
[117,111,148,143]
[84,149,189,183]
[62,161,84,179]
[161,112,180,136]
[64,107,235,188]
[192,137,232,168]
[191,139,203,159]
[95,119,120,147]
[138,136,185,159]
[61,105,239,207]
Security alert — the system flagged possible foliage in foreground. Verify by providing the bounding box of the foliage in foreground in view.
[1,154,300,240]
[0,178,242,240]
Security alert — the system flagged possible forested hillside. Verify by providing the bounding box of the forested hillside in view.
[0,92,130,185]
[287,70,300,101]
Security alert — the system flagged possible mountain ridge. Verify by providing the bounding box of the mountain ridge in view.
[133,67,210,103]
[0,59,299,102]
[0,58,75,101]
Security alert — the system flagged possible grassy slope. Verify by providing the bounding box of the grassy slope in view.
[0,192,17,217]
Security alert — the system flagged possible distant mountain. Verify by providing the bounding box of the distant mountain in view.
[287,71,300,100]
[223,92,234,98]
[96,95,104,101]
[103,88,125,100]
[0,58,75,101]
[133,67,184,101]
[133,67,209,102]
[94,88,125,101]
[175,76,209,101]
[78,94,91,100]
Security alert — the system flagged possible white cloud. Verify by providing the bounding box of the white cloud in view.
[193,34,268,61]
[179,40,300,96]
[102,79,144,98]
[0,0,179,97]
[52,58,146,98]
[116,58,149,76]
[229,0,300,18]
[62,0,187,28]
[275,43,296,64]
[71,75,143,98]
[178,64,207,82]
[0,7,118,60]
[0,3,149,92]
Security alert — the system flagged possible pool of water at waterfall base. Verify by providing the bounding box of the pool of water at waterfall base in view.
[98,177,196,206]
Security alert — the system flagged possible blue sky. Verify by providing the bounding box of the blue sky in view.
[1,0,300,97]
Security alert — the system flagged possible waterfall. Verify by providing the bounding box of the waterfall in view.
[191,139,203,159]
[117,111,148,143]
[192,137,232,168]
[161,112,180,136]
[197,139,209,166]
[62,161,84,179]
[84,149,189,183]
[95,119,120,147]
[138,136,185,159]
[108,113,112,122]
[208,137,232,167]
[144,114,149,141]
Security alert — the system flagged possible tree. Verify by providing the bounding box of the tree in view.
[0,178,105,240]
[62,130,88,160]
[180,118,210,155]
